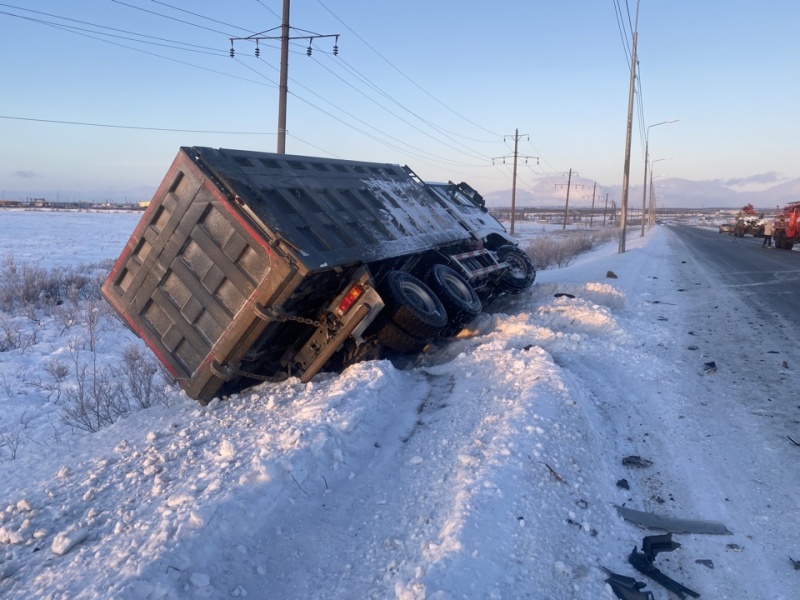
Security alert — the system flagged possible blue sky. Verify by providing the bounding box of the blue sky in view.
[1,0,799,201]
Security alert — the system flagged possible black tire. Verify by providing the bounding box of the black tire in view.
[376,271,447,339]
[496,245,536,294]
[427,264,482,334]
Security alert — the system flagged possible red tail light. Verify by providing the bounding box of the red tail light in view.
[337,284,364,314]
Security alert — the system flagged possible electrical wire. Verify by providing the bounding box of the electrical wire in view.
[0,3,224,53]
[314,0,502,140]
[309,56,491,163]
[150,0,250,32]
[0,114,270,134]
[110,0,237,37]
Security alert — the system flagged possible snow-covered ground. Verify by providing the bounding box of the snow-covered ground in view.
[0,210,798,599]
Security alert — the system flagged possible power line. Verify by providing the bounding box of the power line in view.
[109,0,239,37]
[241,56,488,169]
[0,114,271,134]
[150,0,250,32]
[314,0,502,140]
[309,56,490,163]
[0,4,225,54]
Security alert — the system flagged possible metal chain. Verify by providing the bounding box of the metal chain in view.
[259,305,340,331]
[284,313,338,330]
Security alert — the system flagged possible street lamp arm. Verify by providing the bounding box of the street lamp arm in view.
[640,120,678,237]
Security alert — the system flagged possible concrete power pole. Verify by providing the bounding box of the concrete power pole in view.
[510,129,520,236]
[562,169,573,230]
[277,0,290,154]
[555,170,581,230]
[493,130,536,236]
[618,0,640,253]
[229,0,339,154]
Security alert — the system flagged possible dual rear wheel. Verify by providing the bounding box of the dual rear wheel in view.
[372,266,482,352]
[371,247,535,353]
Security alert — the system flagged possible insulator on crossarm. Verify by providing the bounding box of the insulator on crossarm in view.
[333,44,339,56]
[306,45,312,57]
[229,46,235,58]
[255,46,260,58]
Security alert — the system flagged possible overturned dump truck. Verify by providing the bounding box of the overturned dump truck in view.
[101,147,535,403]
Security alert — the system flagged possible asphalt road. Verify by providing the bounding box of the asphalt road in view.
[668,224,800,324]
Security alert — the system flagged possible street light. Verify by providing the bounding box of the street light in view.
[641,119,678,236]
[648,157,671,228]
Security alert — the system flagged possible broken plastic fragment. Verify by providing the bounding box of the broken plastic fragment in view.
[630,535,700,599]
[603,567,655,600]
[703,361,716,374]
[615,505,732,535]
[622,455,653,468]
[642,533,681,562]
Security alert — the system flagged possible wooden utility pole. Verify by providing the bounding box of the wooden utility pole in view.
[603,193,610,226]
[589,182,597,228]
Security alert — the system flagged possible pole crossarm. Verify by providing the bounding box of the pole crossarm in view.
[230,31,339,58]
[228,0,339,154]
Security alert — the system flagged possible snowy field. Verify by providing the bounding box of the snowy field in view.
[0,209,798,599]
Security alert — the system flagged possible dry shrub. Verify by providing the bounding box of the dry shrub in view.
[0,255,102,312]
[526,227,618,270]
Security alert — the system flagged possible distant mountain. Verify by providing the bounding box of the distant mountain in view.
[484,177,800,210]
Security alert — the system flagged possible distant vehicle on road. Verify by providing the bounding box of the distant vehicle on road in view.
[719,223,735,234]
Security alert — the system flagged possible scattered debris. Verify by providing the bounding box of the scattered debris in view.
[576,499,589,509]
[657,317,669,321]
[629,534,700,599]
[539,461,566,484]
[554,292,575,299]
[790,556,800,570]
[647,300,677,305]
[703,361,717,375]
[782,360,789,369]
[726,543,744,552]
[603,567,655,600]
[565,517,598,536]
[688,345,699,351]
[607,271,618,279]
[678,288,686,292]
[788,436,800,447]
[615,505,732,535]
[622,456,653,468]
[695,559,714,570]
[617,478,630,490]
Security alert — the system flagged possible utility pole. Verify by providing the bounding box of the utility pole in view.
[603,193,610,226]
[493,130,537,236]
[618,0,640,253]
[277,0,290,154]
[589,182,597,228]
[555,170,581,230]
[230,0,339,154]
